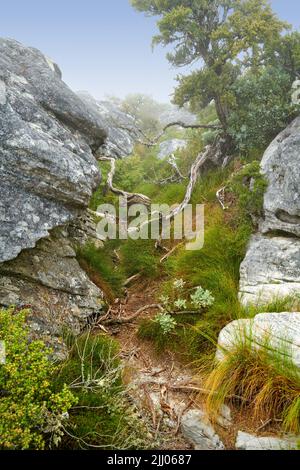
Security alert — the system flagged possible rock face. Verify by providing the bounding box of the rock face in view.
[217,312,300,368]
[158,139,187,160]
[78,92,140,158]
[0,38,107,346]
[217,118,300,370]
[260,117,300,238]
[239,116,300,306]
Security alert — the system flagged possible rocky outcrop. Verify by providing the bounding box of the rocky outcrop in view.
[239,117,300,306]
[0,38,107,346]
[78,92,140,158]
[217,118,300,369]
[239,235,300,305]
[158,139,187,160]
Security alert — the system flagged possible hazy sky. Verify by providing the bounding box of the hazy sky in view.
[0,0,299,102]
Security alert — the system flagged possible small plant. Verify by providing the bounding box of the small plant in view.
[191,287,215,309]
[154,313,177,335]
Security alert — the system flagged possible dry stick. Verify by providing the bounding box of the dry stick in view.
[160,242,185,263]
[123,273,142,287]
[102,304,163,326]
[166,146,212,221]
[168,385,249,403]
[97,156,151,206]
[216,186,228,210]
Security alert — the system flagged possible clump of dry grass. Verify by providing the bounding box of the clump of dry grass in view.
[204,331,300,434]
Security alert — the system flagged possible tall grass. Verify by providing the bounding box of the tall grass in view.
[55,332,151,450]
[204,331,300,434]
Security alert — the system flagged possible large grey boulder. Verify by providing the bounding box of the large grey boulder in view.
[239,234,300,305]
[239,116,300,305]
[78,92,140,158]
[0,39,107,346]
[260,117,300,238]
[217,312,300,368]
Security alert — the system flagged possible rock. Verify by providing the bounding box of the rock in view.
[260,117,300,238]
[158,139,187,160]
[78,92,140,158]
[159,106,197,127]
[239,234,300,306]
[0,39,108,347]
[235,431,299,451]
[239,117,300,305]
[0,38,106,264]
[216,405,232,429]
[181,409,225,450]
[216,312,300,368]
[0,221,104,337]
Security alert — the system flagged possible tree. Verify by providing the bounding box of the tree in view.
[131,0,288,141]
[121,93,170,134]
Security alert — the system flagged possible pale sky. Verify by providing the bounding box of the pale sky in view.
[0,0,299,102]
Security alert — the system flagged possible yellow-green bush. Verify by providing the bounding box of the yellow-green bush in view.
[0,308,76,450]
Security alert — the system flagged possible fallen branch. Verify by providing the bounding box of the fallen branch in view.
[102,304,163,326]
[216,186,228,210]
[168,385,249,402]
[160,242,184,263]
[98,156,151,206]
[123,273,142,287]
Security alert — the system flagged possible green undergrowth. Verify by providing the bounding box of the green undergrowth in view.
[54,332,152,450]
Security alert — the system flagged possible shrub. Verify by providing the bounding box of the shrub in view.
[229,66,297,154]
[229,161,268,223]
[0,308,76,450]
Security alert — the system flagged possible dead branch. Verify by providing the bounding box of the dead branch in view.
[102,304,163,326]
[97,156,151,206]
[168,385,249,402]
[141,122,221,147]
[160,242,184,263]
[166,145,213,221]
[123,273,142,287]
[216,186,228,210]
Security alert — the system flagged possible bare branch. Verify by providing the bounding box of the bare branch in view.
[97,156,151,206]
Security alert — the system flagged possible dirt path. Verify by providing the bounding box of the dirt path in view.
[108,279,199,450]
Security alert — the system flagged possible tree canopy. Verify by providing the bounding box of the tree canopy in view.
[131,0,298,148]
